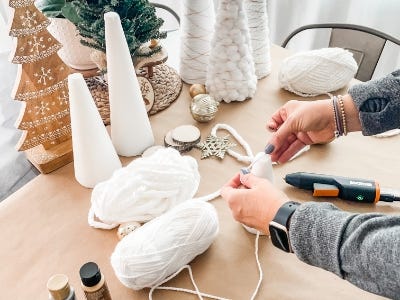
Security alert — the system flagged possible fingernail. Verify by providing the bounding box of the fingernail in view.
[240,168,250,175]
[264,144,275,154]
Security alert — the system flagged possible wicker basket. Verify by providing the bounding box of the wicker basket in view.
[85,64,182,125]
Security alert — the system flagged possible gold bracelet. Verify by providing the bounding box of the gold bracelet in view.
[337,95,347,136]
[331,97,340,138]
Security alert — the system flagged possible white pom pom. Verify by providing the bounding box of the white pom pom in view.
[279,48,358,97]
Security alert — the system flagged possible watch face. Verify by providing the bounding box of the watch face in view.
[269,223,291,252]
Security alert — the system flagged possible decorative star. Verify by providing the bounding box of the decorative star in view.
[196,135,236,159]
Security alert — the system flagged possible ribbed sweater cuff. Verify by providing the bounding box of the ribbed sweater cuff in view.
[289,202,355,277]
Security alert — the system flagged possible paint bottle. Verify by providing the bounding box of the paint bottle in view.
[79,262,112,300]
[47,274,75,300]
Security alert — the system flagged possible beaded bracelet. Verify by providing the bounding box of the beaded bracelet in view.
[331,96,343,137]
[337,95,347,135]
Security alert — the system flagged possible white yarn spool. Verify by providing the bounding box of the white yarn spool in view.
[111,200,219,290]
[279,47,358,97]
[206,0,257,103]
[89,148,200,229]
[245,0,272,79]
[180,0,215,84]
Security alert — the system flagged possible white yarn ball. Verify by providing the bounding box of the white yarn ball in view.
[279,47,358,97]
[90,148,200,225]
[111,200,219,290]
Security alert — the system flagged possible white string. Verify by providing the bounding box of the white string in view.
[149,265,230,300]
[210,123,254,163]
[245,0,271,79]
[250,232,263,300]
[180,0,215,84]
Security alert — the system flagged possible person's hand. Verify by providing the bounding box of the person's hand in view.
[220,172,289,234]
[266,99,336,163]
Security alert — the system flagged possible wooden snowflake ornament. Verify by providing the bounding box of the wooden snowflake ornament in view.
[196,135,236,159]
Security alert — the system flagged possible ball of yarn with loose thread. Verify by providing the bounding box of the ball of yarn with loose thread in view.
[279,47,358,97]
[110,200,219,290]
[90,148,200,226]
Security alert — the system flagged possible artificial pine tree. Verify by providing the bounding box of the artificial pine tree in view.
[9,0,73,173]
[65,0,167,59]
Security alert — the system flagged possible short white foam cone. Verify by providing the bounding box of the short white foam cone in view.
[104,12,154,156]
[68,73,122,188]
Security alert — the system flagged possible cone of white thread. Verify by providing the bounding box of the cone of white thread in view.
[206,0,257,103]
[179,0,215,84]
[68,73,122,188]
[104,12,154,156]
[245,0,271,79]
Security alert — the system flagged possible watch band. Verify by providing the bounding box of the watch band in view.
[269,201,300,253]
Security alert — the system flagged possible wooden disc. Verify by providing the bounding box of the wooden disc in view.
[164,130,193,152]
[171,125,201,145]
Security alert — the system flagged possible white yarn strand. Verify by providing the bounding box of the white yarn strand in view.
[245,0,272,79]
[250,232,263,300]
[210,123,254,163]
[206,0,257,102]
[149,265,230,300]
[180,0,215,84]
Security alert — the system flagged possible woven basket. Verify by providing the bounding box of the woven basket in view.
[85,64,182,125]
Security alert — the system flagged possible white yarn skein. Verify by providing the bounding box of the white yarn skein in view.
[206,0,257,103]
[111,200,219,290]
[245,0,272,79]
[279,47,358,97]
[180,0,215,84]
[89,148,200,229]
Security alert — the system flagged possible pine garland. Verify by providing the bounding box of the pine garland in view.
[66,0,167,57]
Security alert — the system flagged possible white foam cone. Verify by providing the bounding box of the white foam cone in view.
[104,12,154,156]
[68,73,122,188]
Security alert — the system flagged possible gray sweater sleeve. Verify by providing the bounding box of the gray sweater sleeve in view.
[348,69,400,136]
[289,202,400,299]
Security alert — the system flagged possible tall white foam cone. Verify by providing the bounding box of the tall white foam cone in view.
[104,12,154,156]
[68,73,122,188]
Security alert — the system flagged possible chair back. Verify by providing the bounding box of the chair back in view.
[282,23,400,81]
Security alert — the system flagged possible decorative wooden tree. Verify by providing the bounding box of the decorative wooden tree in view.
[8,0,73,173]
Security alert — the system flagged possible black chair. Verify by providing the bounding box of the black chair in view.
[152,3,180,33]
[281,23,400,81]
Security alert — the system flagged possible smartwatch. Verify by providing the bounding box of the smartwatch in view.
[269,201,300,253]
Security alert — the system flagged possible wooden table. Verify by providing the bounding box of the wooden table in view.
[1,45,398,300]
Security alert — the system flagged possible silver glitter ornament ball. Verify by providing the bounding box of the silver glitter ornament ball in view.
[190,94,219,123]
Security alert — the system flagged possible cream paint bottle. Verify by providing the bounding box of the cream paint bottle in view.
[79,262,112,300]
[47,274,75,300]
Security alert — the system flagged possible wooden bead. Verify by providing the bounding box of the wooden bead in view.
[189,84,206,98]
[117,221,142,240]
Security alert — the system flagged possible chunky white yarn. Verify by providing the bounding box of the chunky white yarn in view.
[110,200,219,290]
[179,0,215,84]
[279,47,358,97]
[245,0,272,79]
[89,148,200,229]
[206,0,257,103]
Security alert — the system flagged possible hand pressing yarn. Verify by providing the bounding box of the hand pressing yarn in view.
[89,148,200,229]
[110,200,219,290]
